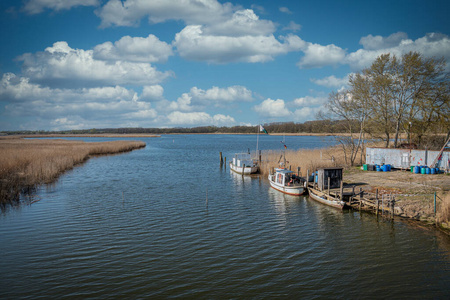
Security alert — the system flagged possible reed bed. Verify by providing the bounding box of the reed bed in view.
[437,192,450,225]
[259,146,347,177]
[0,138,146,204]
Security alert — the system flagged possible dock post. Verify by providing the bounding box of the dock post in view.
[391,196,395,219]
[359,188,363,211]
[220,152,223,166]
[224,157,226,168]
[297,167,300,177]
[306,170,309,187]
[339,180,344,201]
[327,177,330,195]
[376,189,379,216]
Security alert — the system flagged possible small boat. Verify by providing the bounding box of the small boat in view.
[307,168,346,209]
[230,153,259,175]
[307,186,346,209]
[268,168,306,196]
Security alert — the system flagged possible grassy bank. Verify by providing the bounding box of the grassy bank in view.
[0,138,146,204]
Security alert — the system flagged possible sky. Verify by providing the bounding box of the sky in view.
[0,0,449,131]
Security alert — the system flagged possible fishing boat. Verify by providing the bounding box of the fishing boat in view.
[230,153,259,175]
[307,186,346,209]
[307,168,346,209]
[268,168,306,196]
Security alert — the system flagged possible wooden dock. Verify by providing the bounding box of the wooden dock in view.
[306,182,396,218]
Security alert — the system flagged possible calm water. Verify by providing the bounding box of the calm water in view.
[1,135,449,299]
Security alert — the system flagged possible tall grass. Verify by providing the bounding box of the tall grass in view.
[437,193,450,224]
[0,138,146,204]
[259,146,347,177]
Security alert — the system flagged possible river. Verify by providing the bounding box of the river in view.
[0,134,449,298]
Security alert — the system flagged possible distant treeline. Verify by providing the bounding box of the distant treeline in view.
[1,120,350,136]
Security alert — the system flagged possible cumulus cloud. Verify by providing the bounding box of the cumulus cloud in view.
[293,95,328,107]
[93,34,173,63]
[203,9,276,37]
[174,25,304,63]
[167,111,235,126]
[279,7,292,14]
[345,32,450,70]
[18,41,171,87]
[0,72,162,129]
[23,0,99,14]
[297,42,347,69]
[253,98,291,118]
[310,75,350,88]
[283,21,301,32]
[96,0,235,28]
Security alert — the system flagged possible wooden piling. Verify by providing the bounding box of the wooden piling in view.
[219,152,223,165]
[327,177,330,195]
[339,180,344,200]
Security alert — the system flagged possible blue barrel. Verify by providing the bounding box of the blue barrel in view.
[421,166,426,174]
[376,165,381,172]
[382,165,388,172]
[414,166,420,174]
[387,164,391,171]
[425,167,431,174]
[430,168,436,174]
[435,168,440,174]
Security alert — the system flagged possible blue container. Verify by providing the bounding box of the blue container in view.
[414,166,420,174]
[382,165,388,172]
[387,164,391,171]
[436,168,440,174]
[430,168,436,174]
[421,166,427,174]
[376,165,381,172]
[425,167,431,174]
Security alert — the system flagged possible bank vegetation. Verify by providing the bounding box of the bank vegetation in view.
[0,138,146,204]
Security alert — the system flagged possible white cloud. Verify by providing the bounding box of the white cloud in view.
[293,96,327,107]
[23,0,99,14]
[283,21,301,32]
[166,111,235,126]
[359,32,409,50]
[174,25,304,63]
[279,7,292,14]
[18,41,171,87]
[293,106,320,121]
[346,32,450,70]
[189,85,253,104]
[0,72,163,129]
[141,85,164,101]
[310,75,350,88]
[96,0,235,28]
[93,34,173,63]
[297,42,347,69]
[203,9,276,37]
[253,98,291,118]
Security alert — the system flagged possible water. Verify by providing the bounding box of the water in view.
[1,135,449,298]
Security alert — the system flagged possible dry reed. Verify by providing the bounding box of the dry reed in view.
[437,192,450,224]
[259,146,347,177]
[0,138,146,203]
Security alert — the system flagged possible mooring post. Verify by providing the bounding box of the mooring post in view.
[359,188,363,211]
[391,196,395,219]
[327,177,331,196]
[297,167,300,177]
[339,180,344,200]
[220,152,223,166]
[306,170,309,186]
[376,189,379,216]
[224,157,226,169]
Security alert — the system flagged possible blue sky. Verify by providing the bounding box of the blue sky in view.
[0,0,449,131]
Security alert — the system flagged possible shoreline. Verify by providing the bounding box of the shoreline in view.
[0,138,146,204]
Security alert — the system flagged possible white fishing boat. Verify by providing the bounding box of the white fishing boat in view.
[268,168,306,196]
[230,153,259,175]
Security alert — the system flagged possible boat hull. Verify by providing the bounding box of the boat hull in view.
[230,162,258,175]
[268,178,305,196]
[308,187,345,209]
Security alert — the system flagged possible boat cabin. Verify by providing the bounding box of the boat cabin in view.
[316,168,343,191]
[274,168,303,186]
[232,153,255,168]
